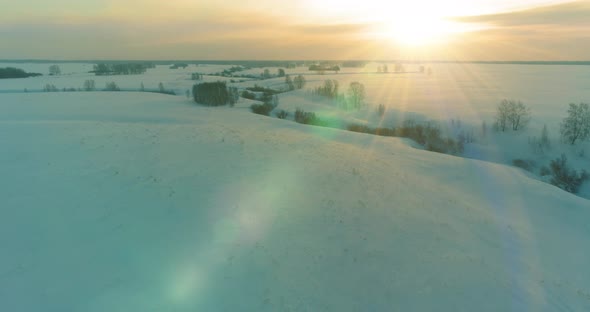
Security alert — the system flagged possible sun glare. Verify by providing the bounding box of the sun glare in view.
[379,17,476,46]
[304,0,486,47]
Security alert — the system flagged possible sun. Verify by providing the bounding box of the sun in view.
[302,0,486,47]
[379,17,472,46]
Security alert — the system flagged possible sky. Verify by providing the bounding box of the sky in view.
[0,0,589,60]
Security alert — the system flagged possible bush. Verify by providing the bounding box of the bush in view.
[346,120,463,154]
[43,84,59,92]
[104,81,120,91]
[547,154,589,193]
[512,159,536,172]
[191,73,204,80]
[294,109,318,125]
[540,166,551,177]
[241,90,257,100]
[246,85,279,94]
[250,103,275,116]
[276,110,289,119]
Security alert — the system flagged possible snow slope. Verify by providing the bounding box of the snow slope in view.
[1,92,589,311]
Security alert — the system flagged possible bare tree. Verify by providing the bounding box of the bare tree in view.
[285,75,295,91]
[83,79,96,91]
[541,124,550,148]
[494,100,531,132]
[560,102,590,145]
[49,65,61,76]
[348,82,365,110]
[228,87,239,107]
[293,75,306,89]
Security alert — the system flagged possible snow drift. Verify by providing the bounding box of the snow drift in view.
[0,92,589,311]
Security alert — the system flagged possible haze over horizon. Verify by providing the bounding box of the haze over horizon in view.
[1,0,589,61]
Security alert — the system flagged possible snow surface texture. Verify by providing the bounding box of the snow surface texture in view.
[1,92,589,311]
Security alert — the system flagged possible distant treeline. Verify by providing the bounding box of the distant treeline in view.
[91,63,154,75]
[0,67,42,79]
[2,59,590,67]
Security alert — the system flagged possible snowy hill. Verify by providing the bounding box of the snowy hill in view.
[1,92,589,311]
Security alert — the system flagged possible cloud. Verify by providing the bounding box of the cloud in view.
[455,1,590,27]
[1,0,588,60]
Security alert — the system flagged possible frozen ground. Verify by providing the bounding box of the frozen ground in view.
[1,92,589,311]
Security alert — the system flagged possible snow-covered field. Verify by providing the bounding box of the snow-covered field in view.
[1,63,589,310]
[4,61,587,195]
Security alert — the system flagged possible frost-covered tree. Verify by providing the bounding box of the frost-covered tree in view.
[278,68,286,77]
[560,102,590,145]
[494,100,531,131]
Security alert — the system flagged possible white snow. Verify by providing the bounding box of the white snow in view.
[1,91,589,311]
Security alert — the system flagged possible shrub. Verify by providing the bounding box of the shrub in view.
[347,124,373,134]
[250,103,275,116]
[246,85,279,94]
[241,90,257,100]
[43,84,59,92]
[539,166,551,177]
[276,110,289,119]
[294,109,318,125]
[547,154,589,193]
[104,81,120,91]
[512,159,536,172]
